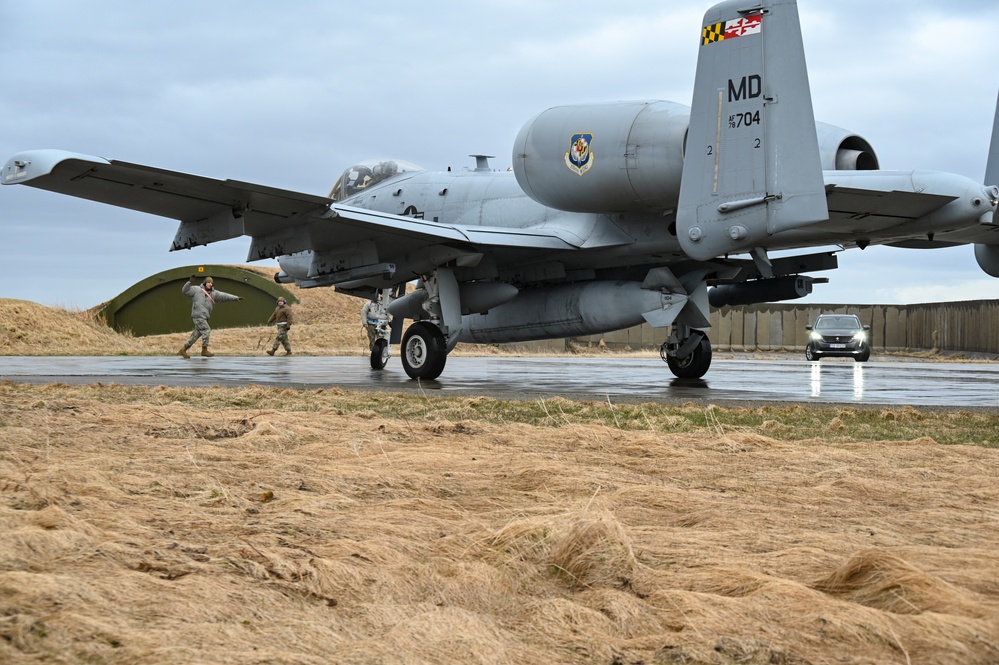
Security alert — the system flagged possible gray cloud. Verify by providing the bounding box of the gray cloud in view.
[2,1,998,308]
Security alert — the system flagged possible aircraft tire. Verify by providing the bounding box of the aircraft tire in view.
[667,335,712,379]
[400,321,447,380]
[370,338,390,370]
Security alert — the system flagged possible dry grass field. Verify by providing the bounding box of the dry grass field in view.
[2,285,998,664]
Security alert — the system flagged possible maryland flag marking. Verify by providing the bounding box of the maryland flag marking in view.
[702,13,762,45]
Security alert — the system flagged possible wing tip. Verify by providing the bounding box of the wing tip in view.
[3,149,110,185]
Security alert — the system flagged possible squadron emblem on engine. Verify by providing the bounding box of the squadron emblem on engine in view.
[564,133,594,176]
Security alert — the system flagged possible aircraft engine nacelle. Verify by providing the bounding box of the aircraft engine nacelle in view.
[512,104,879,214]
[974,243,999,278]
[512,100,690,213]
[815,122,879,171]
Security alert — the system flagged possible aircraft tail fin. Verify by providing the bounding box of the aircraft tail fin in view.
[677,0,828,261]
[985,89,999,187]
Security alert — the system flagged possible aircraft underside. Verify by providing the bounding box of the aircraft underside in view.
[359,265,716,381]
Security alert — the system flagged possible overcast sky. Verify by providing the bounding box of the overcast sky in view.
[2,1,998,310]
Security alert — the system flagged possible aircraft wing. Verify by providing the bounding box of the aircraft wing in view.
[319,205,582,251]
[4,149,331,227]
[3,150,585,263]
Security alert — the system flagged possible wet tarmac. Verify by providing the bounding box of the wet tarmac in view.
[2,354,997,410]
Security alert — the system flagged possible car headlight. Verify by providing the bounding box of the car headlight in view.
[809,331,822,341]
[853,331,867,342]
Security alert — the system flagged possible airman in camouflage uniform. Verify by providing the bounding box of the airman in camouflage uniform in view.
[179,275,241,358]
[266,297,294,355]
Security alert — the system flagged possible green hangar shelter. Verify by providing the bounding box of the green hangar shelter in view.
[96,265,297,337]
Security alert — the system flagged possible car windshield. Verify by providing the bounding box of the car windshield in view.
[815,316,861,330]
[329,159,424,202]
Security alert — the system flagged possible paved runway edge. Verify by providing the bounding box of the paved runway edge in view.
[2,355,997,411]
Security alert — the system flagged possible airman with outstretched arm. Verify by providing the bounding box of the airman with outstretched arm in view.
[179,275,242,358]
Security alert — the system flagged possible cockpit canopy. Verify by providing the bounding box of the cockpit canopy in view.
[329,159,424,202]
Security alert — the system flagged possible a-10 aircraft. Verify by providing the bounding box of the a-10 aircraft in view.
[4,0,999,381]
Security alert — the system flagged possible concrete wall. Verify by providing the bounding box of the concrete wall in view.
[555,300,999,355]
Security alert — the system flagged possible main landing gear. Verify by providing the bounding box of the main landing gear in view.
[395,269,458,381]
[661,329,712,379]
[400,321,448,380]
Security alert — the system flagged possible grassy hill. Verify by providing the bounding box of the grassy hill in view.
[1,269,369,357]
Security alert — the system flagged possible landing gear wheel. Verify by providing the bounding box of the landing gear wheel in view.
[805,344,819,361]
[400,321,447,380]
[667,335,712,379]
[370,338,389,370]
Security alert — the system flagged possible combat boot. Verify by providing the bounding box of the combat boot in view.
[179,345,190,359]
[201,347,214,357]
[266,348,276,356]
[284,350,293,356]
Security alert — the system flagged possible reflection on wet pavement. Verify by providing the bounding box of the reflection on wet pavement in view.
[2,355,996,409]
